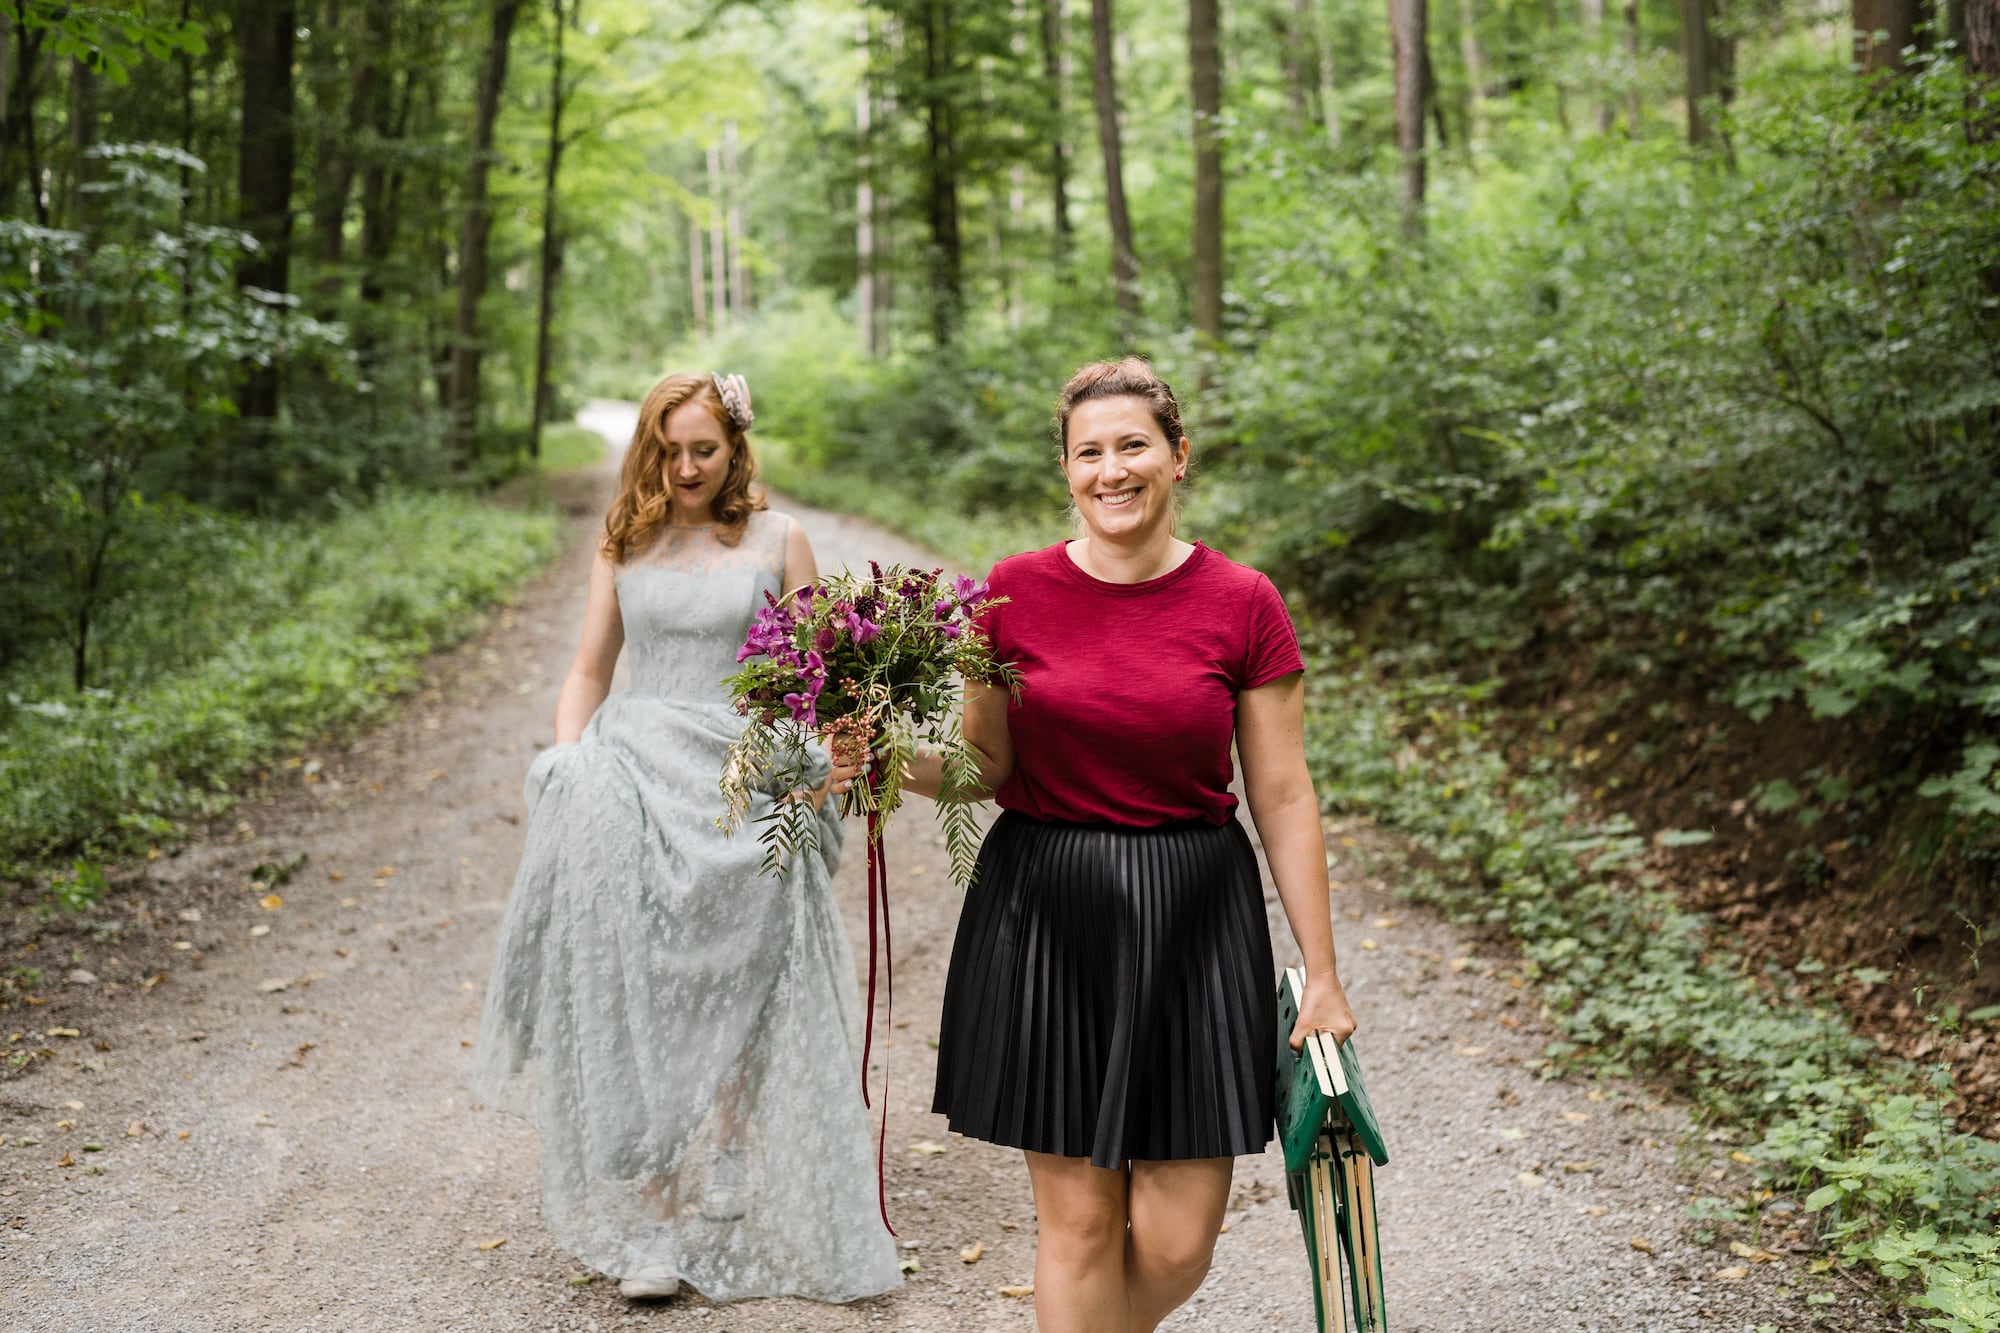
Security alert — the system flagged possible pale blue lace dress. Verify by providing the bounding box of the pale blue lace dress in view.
[473,511,900,1302]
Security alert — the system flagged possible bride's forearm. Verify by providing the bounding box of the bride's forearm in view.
[553,670,612,745]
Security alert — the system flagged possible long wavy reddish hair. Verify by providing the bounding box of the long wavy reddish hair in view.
[602,373,766,563]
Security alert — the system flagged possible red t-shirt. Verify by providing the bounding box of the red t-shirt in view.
[979,541,1304,828]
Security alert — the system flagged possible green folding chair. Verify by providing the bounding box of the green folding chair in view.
[1276,967,1389,1333]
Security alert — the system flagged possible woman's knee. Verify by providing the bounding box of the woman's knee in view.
[1027,1155,1129,1267]
[1127,1219,1217,1286]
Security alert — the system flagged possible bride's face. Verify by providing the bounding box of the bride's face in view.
[661,398,735,524]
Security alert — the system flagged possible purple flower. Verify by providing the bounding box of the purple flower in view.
[846,610,880,644]
[933,598,955,621]
[814,626,839,654]
[954,574,991,606]
[941,622,963,640]
[794,585,817,611]
[782,691,818,727]
[804,650,827,679]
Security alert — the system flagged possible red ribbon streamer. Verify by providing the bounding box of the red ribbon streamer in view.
[861,803,896,1236]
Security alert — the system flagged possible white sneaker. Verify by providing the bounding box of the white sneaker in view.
[619,1228,680,1300]
[702,1146,749,1221]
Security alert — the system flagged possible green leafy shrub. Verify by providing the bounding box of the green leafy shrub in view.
[1304,642,1999,1314]
[0,493,560,875]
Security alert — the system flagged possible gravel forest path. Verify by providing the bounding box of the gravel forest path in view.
[1,404,1893,1333]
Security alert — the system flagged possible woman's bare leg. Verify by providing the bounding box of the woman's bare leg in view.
[1125,1157,1233,1333]
[1024,1151,1131,1332]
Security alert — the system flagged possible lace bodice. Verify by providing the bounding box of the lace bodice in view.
[613,511,789,702]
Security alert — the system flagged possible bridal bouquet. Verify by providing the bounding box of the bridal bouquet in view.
[718,562,1018,885]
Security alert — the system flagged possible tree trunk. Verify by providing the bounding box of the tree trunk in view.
[1188,0,1223,343]
[1680,0,1714,143]
[444,0,523,464]
[1459,0,1487,144]
[1389,0,1426,226]
[688,208,706,337]
[706,140,727,329]
[1,16,49,224]
[356,58,411,313]
[1971,0,2000,73]
[1037,0,1073,264]
[857,16,876,353]
[1853,0,1919,72]
[1623,0,1642,133]
[236,0,298,429]
[724,119,749,316]
[530,0,569,459]
[309,0,385,315]
[66,57,98,231]
[1317,0,1341,149]
[1582,0,1614,131]
[923,0,962,344]
[1089,0,1139,327]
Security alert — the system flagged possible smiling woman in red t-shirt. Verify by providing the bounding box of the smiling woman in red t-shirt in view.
[899,358,1357,1333]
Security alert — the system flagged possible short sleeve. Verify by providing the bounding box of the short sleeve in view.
[1240,575,1303,689]
[971,556,1015,663]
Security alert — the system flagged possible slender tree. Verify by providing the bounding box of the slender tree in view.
[1037,0,1072,264]
[1679,0,1733,146]
[856,15,877,353]
[921,0,962,343]
[706,138,727,328]
[444,0,525,463]
[1853,0,1919,72]
[724,118,748,316]
[1089,0,1138,327]
[1189,0,1223,343]
[530,0,572,458]
[1460,0,1488,144]
[236,0,298,430]
[1971,0,2000,73]
[1623,0,1642,132]
[1388,0,1426,224]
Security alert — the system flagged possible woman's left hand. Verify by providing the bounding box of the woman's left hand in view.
[812,747,875,811]
[1288,968,1358,1052]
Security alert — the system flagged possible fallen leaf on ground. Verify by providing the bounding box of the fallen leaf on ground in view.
[1358,939,1379,950]
[1561,1111,1590,1123]
[1714,1266,1749,1280]
[1448,958,1471,971]
[257,979,289,994]
[80,1141,103,1152]
[999,1284,1034,1298]
[1562,1161,1599,1173]
[1371,916,1398,929]
[1515,1172,1543,1187]
[960,1241,985,1263]
[1730,1241,1781,1262]
[376,866,396,878]
[1586,1089,1606,1102]
[909,1140,948,1156]
[126,1121,145,1138]
[476,1237,507,1251]
[1498,1127,1527,1140]
[23,995,48,1005]
[63,1100,83,1110]
[899,1257,921,1274]
[329,871,344,882]
[46,1028,79,1038]
[177,909,202,923]
[249,925,270,938]
[57,1152,74,1167]
[1585,1206,1608,1217]
[1729,1151,1757,1164]
[1455,1046,1487,1057]
[259,894,283,910]
[1629,1236,1654,1254]
[568,1275,592,1287]
[176,1131,190,1140]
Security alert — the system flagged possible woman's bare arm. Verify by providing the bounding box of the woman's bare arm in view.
[900,678,1013,802]
[553,551,625,744]
[1238,671,1358,1049]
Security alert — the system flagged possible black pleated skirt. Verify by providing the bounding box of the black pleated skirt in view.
[931,811,1276,1167]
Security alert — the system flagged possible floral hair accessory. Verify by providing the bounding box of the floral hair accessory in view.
[710,372,754,431]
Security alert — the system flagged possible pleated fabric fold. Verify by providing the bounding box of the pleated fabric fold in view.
[932,812,1277,1168]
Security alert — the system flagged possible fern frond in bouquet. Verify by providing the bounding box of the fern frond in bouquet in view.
[718,562,1018,883]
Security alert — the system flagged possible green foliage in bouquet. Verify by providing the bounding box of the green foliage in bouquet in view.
[718,562,1018,883]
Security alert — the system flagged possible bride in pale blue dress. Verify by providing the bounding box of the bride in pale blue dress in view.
[473,373,900,1304]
